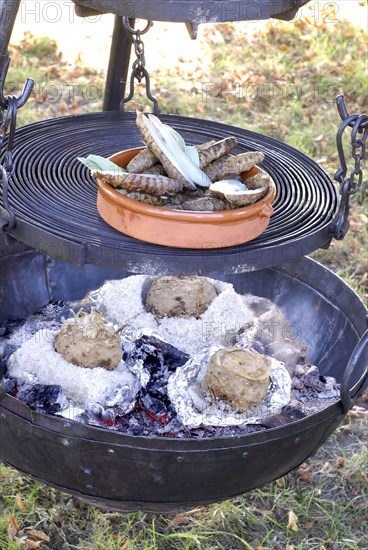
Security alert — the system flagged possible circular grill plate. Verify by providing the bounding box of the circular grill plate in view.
[1,112,338,275]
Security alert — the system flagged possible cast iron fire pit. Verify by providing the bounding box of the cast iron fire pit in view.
[0,250,367,513]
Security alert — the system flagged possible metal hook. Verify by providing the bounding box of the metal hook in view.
[123,17,152,35]
[334,113,357,183]
[121,69,159,115]
[336,95,368,130]
[0,165,15,232]
[0,53,34,110]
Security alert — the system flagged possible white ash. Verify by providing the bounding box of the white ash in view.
[58,404,85,421]
[7,329,139,407]
[168,346,292,427]
[92,276,254,355]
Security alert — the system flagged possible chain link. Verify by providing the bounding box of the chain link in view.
[132,31,146,83]
[0,96,18,231]
[333,96,368,240]
[121,18,159,114]
[0,54,34,232]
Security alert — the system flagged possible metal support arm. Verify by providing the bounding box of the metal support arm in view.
[103,16,134,112]
[0,0,21,67]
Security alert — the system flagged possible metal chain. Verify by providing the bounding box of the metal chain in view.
[333,95,368,240]
[121,18,159,115]
[0,96,18,231]
[0,53,34,232]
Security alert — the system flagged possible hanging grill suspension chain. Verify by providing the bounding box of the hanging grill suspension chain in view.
[121,18,159,115]
[333,95,368,240]
[0,53,34,231]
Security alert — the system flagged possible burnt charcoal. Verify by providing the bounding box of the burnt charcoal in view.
[282,403,307,420]
[17,384,66,414]
[128,416,142,436]
[292,377,305,390]
[125,335,189,408]
[114,415,129,431]
[160,417,185,436]
[97,408,116,428]
[292,364,308,377]
[0,358,7,379]
[260,412,299,428]
[145,367,172,403]
[249,340,265,355]
[105,383,136,415]
[214,424,265,437]
[3,377,18,397]
[78,403,117,428]
[125,335,189,372]
[0,325,9,337]
[0,344,16,378]
[189,427,213,438]
[139,391,167,419]
[304,365,324,390]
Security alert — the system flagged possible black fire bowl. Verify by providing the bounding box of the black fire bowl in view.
[0,246,367,513]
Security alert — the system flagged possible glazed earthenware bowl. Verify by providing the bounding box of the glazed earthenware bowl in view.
[96,147,276,249]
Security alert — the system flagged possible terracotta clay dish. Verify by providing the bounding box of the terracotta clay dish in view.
[96,147,276,249]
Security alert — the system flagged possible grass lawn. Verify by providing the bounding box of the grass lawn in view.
[1,11,367,550]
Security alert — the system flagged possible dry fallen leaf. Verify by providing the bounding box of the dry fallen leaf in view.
[287,510,299,532]
[7,513,20,539]
[297,464,314,483]
[24,529,50,543]
[121,542,129,550]
[171,513,190,525]
[286,545,296,550]
[348,406,368,419]
[171,508,204,525]
[276,477,285,488]
[350,221,362,233]
[20,538,41,549]
[15,493,26,512]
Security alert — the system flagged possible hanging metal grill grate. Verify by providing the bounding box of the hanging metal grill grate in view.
[1,112,338,274]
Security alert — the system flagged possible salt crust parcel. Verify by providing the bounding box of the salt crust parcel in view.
[7,329,138,407]
[93,276,255,355]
